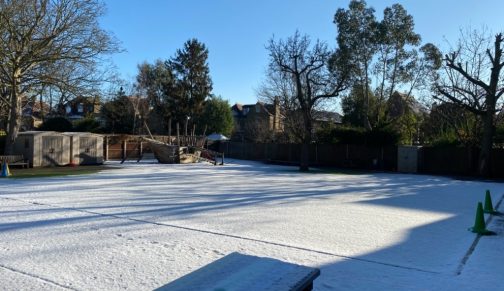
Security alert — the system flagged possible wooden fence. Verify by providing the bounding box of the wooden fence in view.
[419,147,504,178]
[101,136,504,178]
[219,142,504,178]
[219,142,397,171]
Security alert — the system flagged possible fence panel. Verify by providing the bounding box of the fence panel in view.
[221,142,398,170]
[419,147,478,176]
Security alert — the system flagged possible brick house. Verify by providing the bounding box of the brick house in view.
[231,99,283,141]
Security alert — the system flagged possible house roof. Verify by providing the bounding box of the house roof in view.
[388,91,427,116]
[313,110,342,124]
[22,98,51,117]
[231,102,277,117]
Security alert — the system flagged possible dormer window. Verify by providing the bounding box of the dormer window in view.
[77,103,83,113]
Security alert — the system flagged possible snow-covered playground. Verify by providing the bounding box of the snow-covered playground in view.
[0,160,503,290]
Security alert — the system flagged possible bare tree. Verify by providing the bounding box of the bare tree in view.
[257,66,304,144]
[0,0,119,153]
[435,29,504,176]
[266,31,350,171]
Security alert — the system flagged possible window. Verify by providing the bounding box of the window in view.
[24,139,29,149]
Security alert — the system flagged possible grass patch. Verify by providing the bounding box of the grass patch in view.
[4,165,112,179]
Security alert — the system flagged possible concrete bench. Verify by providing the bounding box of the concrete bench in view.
[155,252,320,291]
[0,155,29,168]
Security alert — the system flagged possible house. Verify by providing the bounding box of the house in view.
[61,96,101,121]
[231,99,283,141]
[387,91,427,118]
[312,110,343,127]
[21,97,51,130]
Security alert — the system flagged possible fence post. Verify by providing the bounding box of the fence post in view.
[104,136,109,161]
[122,140,127,161]
[139,141,143,160]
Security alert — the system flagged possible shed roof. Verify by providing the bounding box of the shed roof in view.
[62,132,103,137]
[18,131,66,136]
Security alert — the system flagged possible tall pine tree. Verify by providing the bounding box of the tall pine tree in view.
[168,39,213,131]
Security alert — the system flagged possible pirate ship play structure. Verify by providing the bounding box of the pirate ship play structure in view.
[140,122,224,165]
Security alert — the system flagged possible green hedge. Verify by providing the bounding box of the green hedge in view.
[38,117,73,132]
[317,126,400,146]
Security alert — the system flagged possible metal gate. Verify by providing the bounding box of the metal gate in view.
[42,136,64,166]
[79,137,97,164]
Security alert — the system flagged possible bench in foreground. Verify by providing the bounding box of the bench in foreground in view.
[0,155,29,168]
[155,252,320,291]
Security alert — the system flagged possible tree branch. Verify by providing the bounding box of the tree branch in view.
[445,53,489,91]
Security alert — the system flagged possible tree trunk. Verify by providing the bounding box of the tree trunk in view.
[299,109,312,172]
[363,63,372,130]
[4,77,22,155]
[478,110,495,176]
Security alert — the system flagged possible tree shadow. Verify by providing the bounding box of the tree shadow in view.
[0,160,502,290]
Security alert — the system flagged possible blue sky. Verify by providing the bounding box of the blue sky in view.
[100,0,503,107]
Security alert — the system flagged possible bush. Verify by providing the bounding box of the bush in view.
[0,135,5,153]
[73,117,102,133]
[367,127,400,146]
[495,124,504,146]
[430,133,461,147]
[38,117,73,132]
[333,127,367,144]
[316,126,399,146]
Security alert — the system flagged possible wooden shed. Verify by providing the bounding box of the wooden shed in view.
[63,132,104,165]
[13,131,71,167]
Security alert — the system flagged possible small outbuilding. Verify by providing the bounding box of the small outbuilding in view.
[14,131,71,167]
[397,145,423,173]
[63,132,104,165]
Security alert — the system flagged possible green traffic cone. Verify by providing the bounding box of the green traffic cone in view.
[483,190,497,214]
[469,202,495,235]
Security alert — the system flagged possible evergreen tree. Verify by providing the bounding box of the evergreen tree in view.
[335,0,378,130]
[101,88,135,134]
[168,39,213,130]
[196,96,234,136]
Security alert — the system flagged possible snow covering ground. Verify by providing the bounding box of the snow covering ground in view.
[0,159,503,291]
